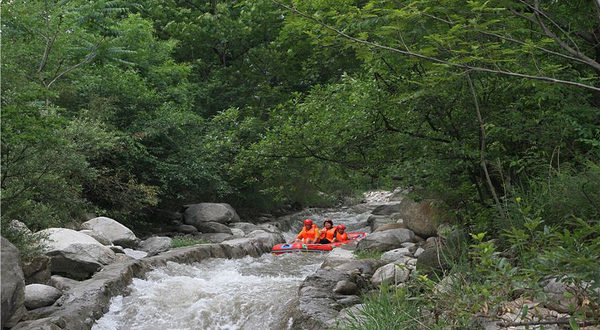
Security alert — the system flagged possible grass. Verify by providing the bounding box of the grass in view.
[354,250,383,260]
[171,236,210,248]
[337,286,435,330]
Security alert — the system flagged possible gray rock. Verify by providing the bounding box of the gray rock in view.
[371,218,394,232]
[371,263,410,287]
[195,221,233,234]
[177,224,198,234]
[373,222,407,233]
[399,198,441,237]
[322,248,356,268]
[333,280,359,295]
[405,258,418,271]
[356,231,402,252]
[367,214,391,227]
[434,274,460,295]
[371,203,402,215]
[400,242,417,253]
[47,275,80,292]
[114,253,136,263]
[24,284,62,309]
[333,259,385,277]
[230,228,245,237]
[414,247,425,257]
[1,237,27,328]
[196,233,234,243]
[123,248,148,259]
[79,230,111,245]
[381,248,412,262]
[336,295,361,307]
[39,228,116,278]
[109,245,125,254]
[9,220,32,235]
[337,303,367,327]
[183,203,240,226]
[81,217,138,248]
[245,230,285,246]
[416,245,450,275]
[230,222,261,235]
[542,277,578,313]
[259,223,280,233]
[139,236,172,257]
[388,228,416,244]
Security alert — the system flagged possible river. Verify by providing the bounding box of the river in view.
[92,192,393,330]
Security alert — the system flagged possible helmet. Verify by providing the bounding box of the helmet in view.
[303,219,313,226]
[337,225,346,231]
[323,219,333,226]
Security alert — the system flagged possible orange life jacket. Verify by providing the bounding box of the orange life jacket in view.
[319,227,336,241]
[335,231,348,242]
[298,224,319,240]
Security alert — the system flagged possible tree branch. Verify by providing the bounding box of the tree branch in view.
[376,107,452,143]
[46,43,99,90]
[522,0,600,71]
[271,0,600,92]
[466,72,506,221]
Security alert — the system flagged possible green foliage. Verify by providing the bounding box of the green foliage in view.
[354,250,383,260]
[0,224,48,261]
[3,0,599,296]
[171,236,210,248]
[339,287,431,330]
[1,105,116,229]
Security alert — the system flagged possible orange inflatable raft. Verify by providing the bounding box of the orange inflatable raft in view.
[271,233,367,254]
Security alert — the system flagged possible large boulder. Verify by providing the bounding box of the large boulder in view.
[81,217,138,248]
[373,222,407,233]
[183,203,240,227]
[138,237,172,257]
[380,248,413,263]
[356,231,401,252]
[371,203,402,215]
[398,198,442,237]
[24,284,62,310]
[39,228,116,278]
[177,224,198,234]
[416,244,449,275]
[230,222,261,235]
[47,275,80,292]
[78,229,111,246]
[196,233,234,243]
[371,262,411,287]
[356,229,416,253]
[1,237,27,328]
[367,215,393,232]
[194,221,233,234]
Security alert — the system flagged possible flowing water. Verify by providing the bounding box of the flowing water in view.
[93,192,396,330]
[92,254,326,330]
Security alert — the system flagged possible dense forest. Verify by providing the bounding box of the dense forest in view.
[2,0,599,327]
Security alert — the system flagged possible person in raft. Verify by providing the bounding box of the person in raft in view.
[292,219,320,244]
[332,225,349,243]
[318,219,336,244]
